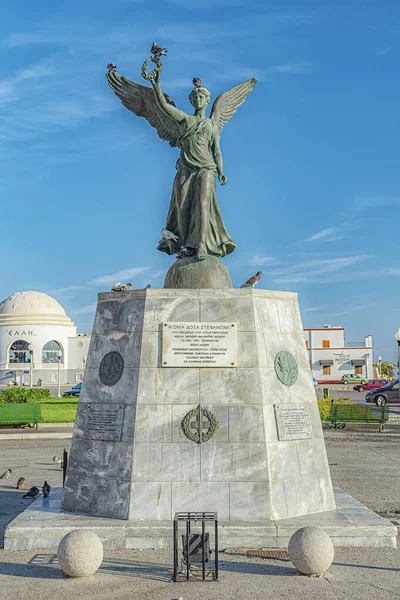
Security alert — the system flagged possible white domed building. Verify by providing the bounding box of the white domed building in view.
[0,291,90,386]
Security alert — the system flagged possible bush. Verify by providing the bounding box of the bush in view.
[0,387,52,404]
[317,397,351,422]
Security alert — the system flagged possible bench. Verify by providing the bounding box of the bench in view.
[0,404,44,430]
[330,404,389,432]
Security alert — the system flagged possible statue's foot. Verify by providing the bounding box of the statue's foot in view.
[196,243,207,261]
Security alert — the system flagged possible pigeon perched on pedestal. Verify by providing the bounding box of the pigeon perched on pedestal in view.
[151,42,168,60]
[16,477,26,489]
[0,469,12,480]
[42,481,51,498]
[161,228,179,242]
[111,283,133,292]
[240,271,263,288]
[23,486,40,499]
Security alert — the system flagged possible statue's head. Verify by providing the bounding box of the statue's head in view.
[189,78,211,110]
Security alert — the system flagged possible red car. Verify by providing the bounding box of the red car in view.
[353,379,388,392]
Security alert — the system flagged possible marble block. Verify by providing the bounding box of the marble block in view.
[62,288,336,521]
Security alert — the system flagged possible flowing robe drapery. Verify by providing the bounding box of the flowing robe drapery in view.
[157,117,236,258]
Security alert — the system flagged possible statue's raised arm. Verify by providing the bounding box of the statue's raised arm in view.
[210,78,257,133]
[106,61,185,147]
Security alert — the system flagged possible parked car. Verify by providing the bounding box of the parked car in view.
[341,374,367,384]
[365,379,400,406]
[353,379,388,392]
[63,383,82,397]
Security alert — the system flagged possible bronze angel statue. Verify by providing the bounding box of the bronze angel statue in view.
[106,50,256,261]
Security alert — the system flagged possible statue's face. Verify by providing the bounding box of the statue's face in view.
[190,90,209,110]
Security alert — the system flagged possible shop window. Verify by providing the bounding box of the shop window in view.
[322,340,330,348]
[8,340,31,364]
[355,365,363,375]
[42,341,64,364]
[323,365,331,375]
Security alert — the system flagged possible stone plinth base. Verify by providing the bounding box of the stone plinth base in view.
[4,488,397,550]
[62,288,336,522]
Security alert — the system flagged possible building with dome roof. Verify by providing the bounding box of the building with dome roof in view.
[0,291,91,386]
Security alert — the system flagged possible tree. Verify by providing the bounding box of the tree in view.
[373,361,394,380]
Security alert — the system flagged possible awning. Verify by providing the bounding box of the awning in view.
[351,359,365,366]
[319,359,334,366]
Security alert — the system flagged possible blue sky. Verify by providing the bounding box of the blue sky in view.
[1,1,399,362]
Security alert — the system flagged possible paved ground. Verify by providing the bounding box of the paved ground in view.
[0,437,399,599]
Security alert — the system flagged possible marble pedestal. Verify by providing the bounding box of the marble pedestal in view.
[5,488,397,549]
[61,288,335,522]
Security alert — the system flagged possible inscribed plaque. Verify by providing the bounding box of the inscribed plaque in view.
[83,403,124,441]
[162,322,237,367]
[275,403,313,441]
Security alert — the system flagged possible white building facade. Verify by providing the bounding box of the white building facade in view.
[0,291,91,386]
[304,325,373,382]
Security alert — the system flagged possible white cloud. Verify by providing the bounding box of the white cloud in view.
[352,195,400,211]
[384,268,400,275]
[47,284,86,294]
[303,306,326,312]
[271,254,369,284]
[305,227,342,242]
[73,304,97,314]
[270,62,312,75]
[250,254,274,266]
[151,270,165,279]
[88,267,150,286]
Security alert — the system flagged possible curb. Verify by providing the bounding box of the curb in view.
[0,431,73,440]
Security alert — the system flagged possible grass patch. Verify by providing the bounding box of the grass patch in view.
[38,397,79,423]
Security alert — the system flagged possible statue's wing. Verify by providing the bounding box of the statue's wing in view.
[210,78,257,133]
[106,71,180,147]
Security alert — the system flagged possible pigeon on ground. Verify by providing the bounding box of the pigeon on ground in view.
[53,456,61,464]
[107,62,117,73]
[161,228,179,242]
[16,477,26,490]
[0,469,12,480]
[42,481,51,498]
[240,271,263,288]
[23,486,40,499]
[151,42,168,60]
[111,283,133,292]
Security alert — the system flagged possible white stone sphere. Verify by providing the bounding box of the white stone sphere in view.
[288,526,334,576]
[57,530,104,577]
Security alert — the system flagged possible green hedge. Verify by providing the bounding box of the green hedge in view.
[317,397,351,421]
[0,387,52,404]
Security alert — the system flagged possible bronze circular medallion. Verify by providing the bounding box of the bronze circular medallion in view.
[274,350,298,386]
[181,405,219,444]
[99,351,124,386]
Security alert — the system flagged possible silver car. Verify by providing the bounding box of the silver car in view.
[365,380,400,406]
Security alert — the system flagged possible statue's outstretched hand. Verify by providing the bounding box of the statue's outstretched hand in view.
[219,174,228,186]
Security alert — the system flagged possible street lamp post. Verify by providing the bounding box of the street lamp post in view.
[28,343,33,388]
[394,329,400,402]
[378,355,382,378]
[57,351,62,398]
